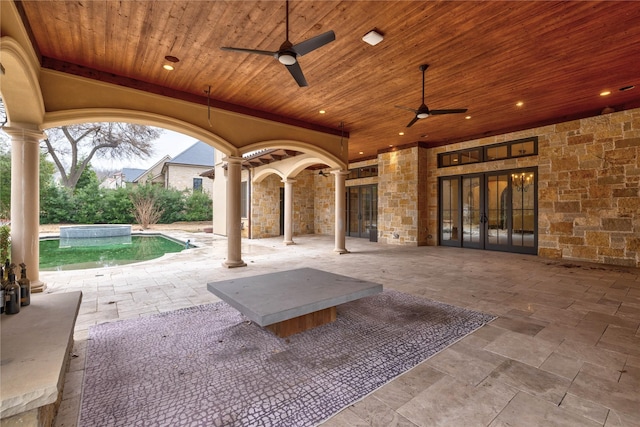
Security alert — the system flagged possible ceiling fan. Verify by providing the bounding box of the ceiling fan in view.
[396,64,468,128]
[220,0,335,87]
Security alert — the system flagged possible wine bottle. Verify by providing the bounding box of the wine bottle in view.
[19,263,31,307]
[5,271,20,315]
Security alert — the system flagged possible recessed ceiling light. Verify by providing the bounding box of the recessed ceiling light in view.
[163,64,175,71]
[389,144,393,147]
[420,134,428,138]
[359,151,364,155]
[600,90,611,96]
[516,101,524,107]
[319,110,326,114]
[164,55,180,63]
[465,115,471,119]
[619,85,635,92]
[399,132,404,136]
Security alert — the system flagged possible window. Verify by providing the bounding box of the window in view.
[438,137,537,168]
[347,165,379,179]
[486,145,508,161]
[240,181,248,218]
[193,178,203,192]
[460,149,481,164]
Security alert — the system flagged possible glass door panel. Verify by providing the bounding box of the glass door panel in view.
[440,178,460,245]
[462,176,482,247]
[486,174,510,247]
[368,186,378,239]
[346,185,378,238]
[362,186,372,238]
[440,168,537,254]
[511,171,536,247]
[347,188,359,237]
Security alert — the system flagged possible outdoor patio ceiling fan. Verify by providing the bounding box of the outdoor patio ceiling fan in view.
[220,0,335,87]
[395,64,468,128]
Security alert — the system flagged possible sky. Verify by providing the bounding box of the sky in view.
[89,129,198,171]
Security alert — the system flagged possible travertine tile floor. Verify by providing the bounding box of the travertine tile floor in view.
[44,233,640,427]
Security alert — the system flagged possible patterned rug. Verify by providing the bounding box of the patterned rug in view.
[79,290,495,427]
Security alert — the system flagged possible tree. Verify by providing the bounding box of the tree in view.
[42,123,162,190]
[74,163,99,193]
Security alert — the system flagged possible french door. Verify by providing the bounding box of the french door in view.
[347,185,378,239]
[439,168,537,254]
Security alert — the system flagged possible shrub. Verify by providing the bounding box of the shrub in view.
[183,190,213,221]
[129,183,164,229]
[0,224,10,262]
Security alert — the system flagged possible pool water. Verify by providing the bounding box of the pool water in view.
[40,235,186,271]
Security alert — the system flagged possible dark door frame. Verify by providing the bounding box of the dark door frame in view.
[438,167,538,255]
[346,184,378,239]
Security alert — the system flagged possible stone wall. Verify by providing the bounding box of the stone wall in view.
[314,168,335,235]
[250,174,281,238]
[165,165,213,196]
[539,110,640,267]
[249,170,317,239]
[427,107,640,267]
[293,170,315,236]
[378,147,420,245]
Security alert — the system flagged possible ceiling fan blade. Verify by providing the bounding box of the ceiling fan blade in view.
[285,61,308,87]
[406,116,419,128]
[220,47,277,57]
[430,109,468,115]
[395,105,419,113]
[292,30,336,56]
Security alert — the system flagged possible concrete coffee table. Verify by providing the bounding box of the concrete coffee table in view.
[207,268,383,337]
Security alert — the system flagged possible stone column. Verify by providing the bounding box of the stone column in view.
[5,126,46,291]
[222,156,246,268]
[282,178,296,245]
[332,170,349,254]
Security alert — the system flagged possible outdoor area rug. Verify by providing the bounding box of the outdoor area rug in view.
[79,290,495,427]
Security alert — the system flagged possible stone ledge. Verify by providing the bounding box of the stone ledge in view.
[1,291,82,424]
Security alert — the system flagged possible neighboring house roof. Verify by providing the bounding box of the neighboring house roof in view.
[133,155,171,183]
[166,141,215,167]
[122,168,146,182]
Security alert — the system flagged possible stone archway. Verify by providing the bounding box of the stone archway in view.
[240,142,348,252]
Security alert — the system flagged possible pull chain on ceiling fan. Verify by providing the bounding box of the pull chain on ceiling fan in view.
[220,0,335,87]
[395,64,468,128]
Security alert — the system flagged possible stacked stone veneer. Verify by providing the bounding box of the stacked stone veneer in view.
[249,170,316,239]
[378,148,428,245]
[314,170,335,235]
[293,170,315,235]
[245,108,639,267]
[428,107,640,267]
[165,165,213,196]
[250,174,281,238]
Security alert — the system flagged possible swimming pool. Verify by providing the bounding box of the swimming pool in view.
[40,234,187,271]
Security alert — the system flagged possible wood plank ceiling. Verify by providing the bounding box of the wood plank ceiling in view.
[17,0,640,161]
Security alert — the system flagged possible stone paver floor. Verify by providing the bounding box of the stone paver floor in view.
[45,233,640,427]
